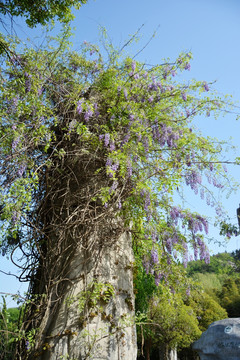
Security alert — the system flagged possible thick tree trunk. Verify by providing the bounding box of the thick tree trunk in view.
[37,229,137,360]
[22,139,137,359]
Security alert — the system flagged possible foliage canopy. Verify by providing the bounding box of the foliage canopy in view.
[0,0,87,27]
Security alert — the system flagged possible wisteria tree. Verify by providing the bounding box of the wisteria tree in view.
[0,30,237,359]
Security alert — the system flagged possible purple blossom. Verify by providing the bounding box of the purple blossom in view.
[151,249,159,265]
[12,136,20,151]
[24,72,32,92]
[193,243,198,261]
[131,61,136,72]
[104,133,110,147]
[118,200,122,209]
[123,133,131,145]
[109,141,115,151]
[111,162,119,172]
[170,207,180,225]
[223,164,228,173]
[129,114,135,123]
[38,87,44,96]
[12,124,17,130]
[186,287,191,297]
[143,258,150,274]
[142,137,149,154]
[203,81,209,91]
[84,106,93,121]
[181,92,187,101]
[206,193,211,206]
[215,205,223,217]
[148,96,154,103]
[12,97,19,109]
[123,89,128,100]
[200,217,208,233]
[106,157,112,167]
[144,192,151,211]
[11,211,19,225]
[165,238,172,254]
[127,159,132,177]
[109,181,118,194]
[184,63,191,71]
[154,272,162,286]
[77,98,84,114]
[182,243,188,268]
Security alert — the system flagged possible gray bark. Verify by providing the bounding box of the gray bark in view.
[38,229,137,360]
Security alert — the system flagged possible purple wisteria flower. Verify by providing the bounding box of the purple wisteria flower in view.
[170,207,180,225]
[144,192,151,211]
[181,92,187,101]
[142,137,149,154]
[77,98,84,114]
[154,272,162,286]
[109,141,115,151]
[131,60,136,72]
[203,81,209,91]
[104,133,110,147]
[151,249,159,265]
[127,159,132,177]
[193,243,198,261]
[165,238,172,254]
[182,243,188,268]
[109,181,118,194]
[84,106,93,121]
[143,257,150,274]
[24,72,32,92]
[12,136,20,151]
[184,63,191,71]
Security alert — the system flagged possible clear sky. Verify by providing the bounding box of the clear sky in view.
[1,0,240,306]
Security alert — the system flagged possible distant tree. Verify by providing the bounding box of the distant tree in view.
[218,278,240,317]
[186,290,227,332]
[141,292,201,360]
[187,252,235,276]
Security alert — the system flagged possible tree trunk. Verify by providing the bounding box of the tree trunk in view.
[23,145,137,359]
[36,228,137,360]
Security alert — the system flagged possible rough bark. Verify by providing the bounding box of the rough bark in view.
[23,135,137,359]
[38,229,137,360]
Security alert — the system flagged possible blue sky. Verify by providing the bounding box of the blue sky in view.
[1,0,240,306]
